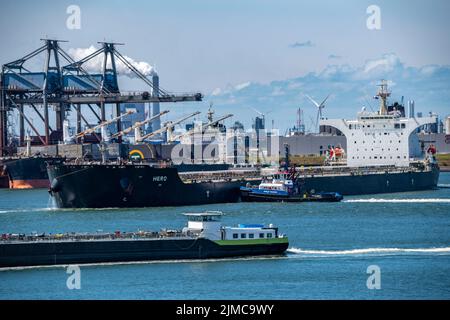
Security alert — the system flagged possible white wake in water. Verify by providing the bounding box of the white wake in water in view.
[287,247,450,256]
[344,198,450,203]
[0,208,58,214]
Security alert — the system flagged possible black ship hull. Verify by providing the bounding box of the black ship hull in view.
[298,164,440,196]
[0,238,289,268]
[1,157,60,189]
[48,164,256,208]
[48,163,440,209]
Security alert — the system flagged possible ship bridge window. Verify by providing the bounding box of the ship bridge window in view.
[401,124,406,128]
[233,233,238,239]
[259,233,265,238]
[267,233,273,238]
[241,233,247,239]
[249,234,254,239]
[395,124,400,129]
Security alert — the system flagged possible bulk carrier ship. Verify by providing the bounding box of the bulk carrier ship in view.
[47,82,440,208]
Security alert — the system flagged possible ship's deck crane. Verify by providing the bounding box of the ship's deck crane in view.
[75,110,135,139]
[170,113,233,142]
[137,111,201,143]
[111,110,170,138]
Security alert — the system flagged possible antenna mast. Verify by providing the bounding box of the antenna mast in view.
[377,80,391,115]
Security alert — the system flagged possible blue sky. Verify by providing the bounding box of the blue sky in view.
[1,0,449,131]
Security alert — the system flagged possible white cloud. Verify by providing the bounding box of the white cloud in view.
[234,82,251,91]
[362,53,401,75]
[67,46,154,77]
[205,52,450,129]
[211,88,222,96]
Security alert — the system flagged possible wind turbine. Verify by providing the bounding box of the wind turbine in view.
[305,93,330,132]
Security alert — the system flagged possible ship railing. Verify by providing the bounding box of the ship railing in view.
[0,230,198,243]
[180,170,262,183]
[294,163,428,178]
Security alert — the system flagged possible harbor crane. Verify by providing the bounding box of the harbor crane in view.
[170,113,233,142]
[75,110,135,139]
[137,111,201,143]
[0,39,203,154]
[111,110,170,138]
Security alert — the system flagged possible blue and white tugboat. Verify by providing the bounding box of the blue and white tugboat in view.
[240,172,343,202]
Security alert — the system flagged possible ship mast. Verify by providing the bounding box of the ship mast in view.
[377,80,391,115]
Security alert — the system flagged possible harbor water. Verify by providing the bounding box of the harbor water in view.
[0,173,449,300]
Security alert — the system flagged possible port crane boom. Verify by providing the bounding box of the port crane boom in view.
[138,111,201,142]
[111,110,170,138]
[75,110,135,138]
[170,113,233,142]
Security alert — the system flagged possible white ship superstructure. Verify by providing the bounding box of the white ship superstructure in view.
[320,81,437,167]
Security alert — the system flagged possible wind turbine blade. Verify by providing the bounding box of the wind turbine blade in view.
[248,106,263,116]
[319,94,331,108]
[305,94,320,108]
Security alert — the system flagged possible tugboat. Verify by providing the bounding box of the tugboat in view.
[0,211,289,268]
[240,172,343,202]
[240,144,343,203]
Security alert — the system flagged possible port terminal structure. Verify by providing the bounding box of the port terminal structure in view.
[0,39,203,156]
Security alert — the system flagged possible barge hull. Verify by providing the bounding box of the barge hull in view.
[0,238,289,268]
